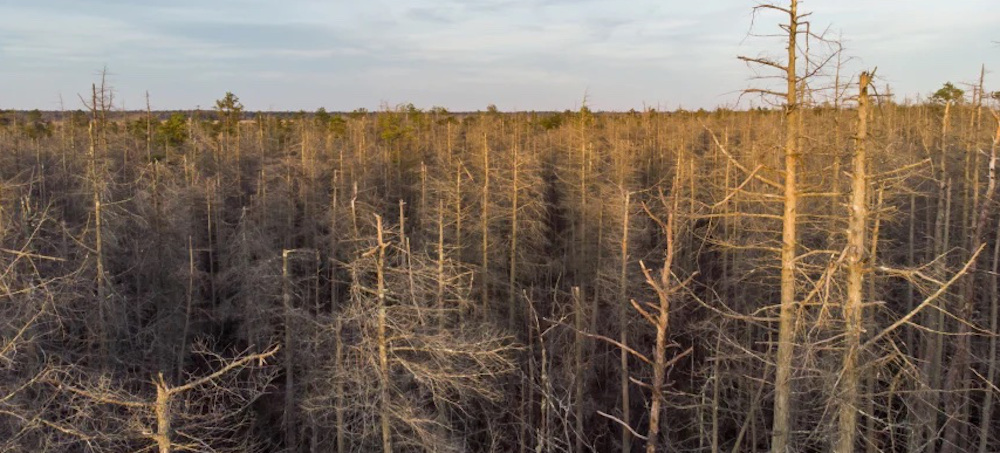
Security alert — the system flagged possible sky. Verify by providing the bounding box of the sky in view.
[0,0,997,112]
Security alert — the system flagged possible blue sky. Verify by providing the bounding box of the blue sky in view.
[1,0,996,111]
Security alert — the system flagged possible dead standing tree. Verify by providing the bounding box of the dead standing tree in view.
[584,182,693,452]
[977,109,1000,453]
[50,346,279,453]
[738,2,803,451]
[834,70,874,453]
[942,109,1000,453]
[636,193,694,453]
[307,214,516,453]
[737,2,839,450]
[80,77,112,367]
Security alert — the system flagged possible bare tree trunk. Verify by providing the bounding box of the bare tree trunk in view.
[90,84,109,366]
[235,117,242,203]
[152,350,278,453]
[573,286,585,453]
[521,307,532,453]
[146,91,152,163]
[335,317,345,453]
[481,136,490,313]
[645,200,678,453]
[331,170,341,312]
[420,162,427,242]
[437,199,446,328]
[310,251,321,453]
[620,191,632,452]
[866,187,884,453]
[541,313,551,453]
[455,162,463,257]
[941,109,995,453]
[979,200,1000,453]
[207,182,218,308]
[906,194,916,350]
[155,374,172,453]
[257,115,266,203]
[176,236,195,383]
[375,216,392,453]
[975,113,1000,453]
[711,328,721,453]
[510,142,526,453]
[925,101,953,453]
[835,71,872,453]
[772,2,800,451]
[831,50,844,221]
[350,183,359,240]
[509,144,520,330]
[283,250,297,452]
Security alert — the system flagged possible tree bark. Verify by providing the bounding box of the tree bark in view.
[835,71,872,453]
[375,216,392,453]
[772,2,800,451]
[283,249,297,452]
[620,191,632,452]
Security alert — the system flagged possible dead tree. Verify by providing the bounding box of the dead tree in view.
[637,195,692,453]
[51,346,279,453]
[738,2,802,449]
[588,186,693,452]
[834,70,874,453]
[737,2,840,449]
[948,109,1000,453]
[979,111,1000,453]
[306,214,516,452]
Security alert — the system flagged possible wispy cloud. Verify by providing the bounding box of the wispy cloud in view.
[0,0,996,111]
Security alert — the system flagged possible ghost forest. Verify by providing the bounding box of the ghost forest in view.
[2,1,1000,452]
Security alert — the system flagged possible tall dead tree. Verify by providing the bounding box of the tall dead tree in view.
[481,134,491,314]
[916,97,954,453]
[979,110,1000,453]
[85,81,109,366]
[175,236,196,383]
[619,191,632,452]
[375,216,392,453]
[592,184,693,452]
[964,111,1000,451]
[773,4,799,449]
[738,2,803,450]
[834,70,873,453]
[641,201,678,453]
[638,191,694,453]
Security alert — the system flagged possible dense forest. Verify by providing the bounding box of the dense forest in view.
[2,3,1000,453]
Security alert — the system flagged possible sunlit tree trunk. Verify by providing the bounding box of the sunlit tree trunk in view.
[375,216,392,453]
[834,71,872,453]
[620,191,632,452]
[772,2,800,451]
